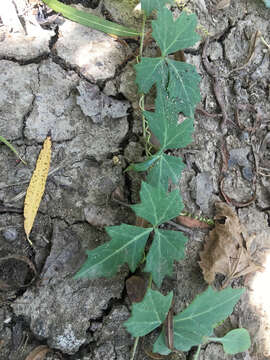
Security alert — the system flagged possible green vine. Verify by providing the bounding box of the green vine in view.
[43,0,251,358]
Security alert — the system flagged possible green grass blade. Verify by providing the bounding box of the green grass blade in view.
[42,0,140,38]
[0,135,27,165]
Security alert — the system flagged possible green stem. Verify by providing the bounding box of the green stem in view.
[139,95,146,141]
[194,344,201,360]
[138,13,149,156]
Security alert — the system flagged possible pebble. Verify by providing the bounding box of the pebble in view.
[3,228,18,242]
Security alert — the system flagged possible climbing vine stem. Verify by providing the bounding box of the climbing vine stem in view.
[138,12,152,157]
[194,344,202,360]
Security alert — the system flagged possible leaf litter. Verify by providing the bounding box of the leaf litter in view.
[199,202,263,286]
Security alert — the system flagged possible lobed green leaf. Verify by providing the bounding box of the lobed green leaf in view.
[131,182,183,227]
[153,286,245,353]
[126,154,160,172]
[146,154,186,191]
[144,86,194,150]
[124,288,173,336]
[166,58,201,118]
[141,0,174,16]
[145,229,187,287]
[152,7,200,56]
[135,58,200,118]
[134,57,167,94]
[210,329,251,355]
[74,224,152,278]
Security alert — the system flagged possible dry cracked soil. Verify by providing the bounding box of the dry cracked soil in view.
[0,0,270,359]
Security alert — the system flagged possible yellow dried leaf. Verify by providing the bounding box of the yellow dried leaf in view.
[24,136,51,244]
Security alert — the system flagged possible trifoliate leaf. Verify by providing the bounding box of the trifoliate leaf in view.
[135,57,167,94]
[166,58,201,118]
[144,87,194,150]
[131,182,183,227]
[126,154,160,172]
[74,224,152,279]
[152,7,200,56]
[210,329,251,355]
[145,229,187,287]
[124,288,173,337]
[136,58,200,118]
[141,0,174,16]
[147,154,186,191]
[153,286,245,353]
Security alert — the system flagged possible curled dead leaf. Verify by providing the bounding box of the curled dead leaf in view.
[199,202,263,285]
[25,345,50,360]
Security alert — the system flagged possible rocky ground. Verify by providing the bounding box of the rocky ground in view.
[0,0,270,359]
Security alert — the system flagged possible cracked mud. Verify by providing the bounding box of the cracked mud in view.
[0,0,270,359]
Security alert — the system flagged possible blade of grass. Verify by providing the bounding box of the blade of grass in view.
[42,0,140,38]
[0,135,27,165]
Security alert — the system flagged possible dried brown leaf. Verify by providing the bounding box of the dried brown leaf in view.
[126,275,147,303]
[199,202,263,285]
[25,345,50,360]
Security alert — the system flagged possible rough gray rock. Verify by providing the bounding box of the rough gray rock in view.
[93,305,132,360]
[55,19,127,82]
[228,148,253,182]
[0,0,53,60]
[12,221,128,354]
[0,61,38,139]
[198,343,231,360]
[0,26,52,61]
[174,235,206,315]
[24,60,80,142]
[119,64,138,104]
[24,61,129,148]
[195,172,214,213]
[76,80,130,123]
[224,16,268,68]
[103,0,142,29]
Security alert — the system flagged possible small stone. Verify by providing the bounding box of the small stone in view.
[195,172,214,213]
[3,228,18,242]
